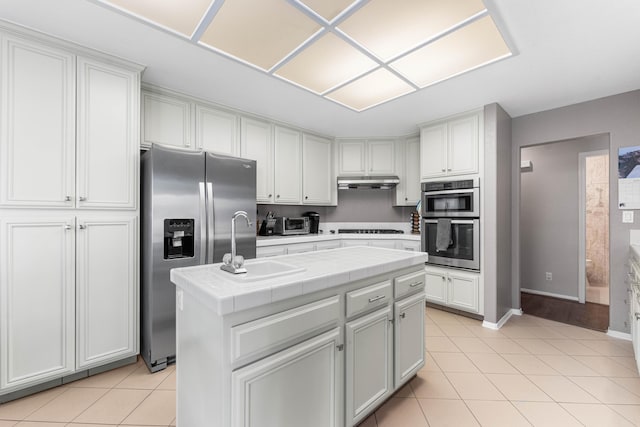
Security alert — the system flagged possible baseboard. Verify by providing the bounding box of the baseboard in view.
[482,308,523,330]
[607,329,632,341]
[521,288,579,302]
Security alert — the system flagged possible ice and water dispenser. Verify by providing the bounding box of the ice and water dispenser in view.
[164,219,194,259]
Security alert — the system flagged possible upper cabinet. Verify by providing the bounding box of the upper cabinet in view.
[337,139,395,176]
[195,105,239,156]
[395,136,420,206]
[141,91,191,150]
[303,134,334,205]
[240,117,274,204]
[273,126,302,204]
[0,35,141,209]
[420,110,480,180]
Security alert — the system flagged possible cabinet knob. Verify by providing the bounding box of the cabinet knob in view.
[400,313,406,319]
[79,196,86,201]
[305,196,308,200]
[64,224,72,230]
[268,194,272,198]
[405,197,408,201]
[277,194,280,198]
[79,224,86,230]
[64,195,72,202]
[447,168,452,171]
[336,344,344,352]
[441,168,446,172]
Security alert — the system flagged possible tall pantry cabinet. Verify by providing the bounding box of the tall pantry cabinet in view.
[0,24,143,398]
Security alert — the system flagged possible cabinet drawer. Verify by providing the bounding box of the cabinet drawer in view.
[346,280,392,318]
[394,270,425,299]
[230,295,340,364]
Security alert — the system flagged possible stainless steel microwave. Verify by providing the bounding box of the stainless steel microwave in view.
[421,178,479,218]
[273,217,310,235]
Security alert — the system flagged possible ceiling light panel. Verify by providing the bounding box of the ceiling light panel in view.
[199,0,322,71]
[275,32,378,94]
[390,15,511,88]
[326,68,415,111]
[338,0,486,61]
[102,0,213,37]
[297,0,357,22]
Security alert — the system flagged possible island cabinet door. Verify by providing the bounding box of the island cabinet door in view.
[231,327,343,427]
[345,306,393,426]
[394,293,425,387]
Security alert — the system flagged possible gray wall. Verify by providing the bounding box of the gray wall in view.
[483,103,513,324]
[520,135,609,298]
[512,89,640,333]
[258,189,415,224]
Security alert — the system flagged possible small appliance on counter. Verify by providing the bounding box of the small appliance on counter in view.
[258,211,277,236]
[303,211,320,234]
[273,217,310,235]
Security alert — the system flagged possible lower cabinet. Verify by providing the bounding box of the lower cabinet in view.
[394,293,426,386]
[425,266,480,314]
[231,327,343,427]
[345,307,393,426]
[0,214,138,394]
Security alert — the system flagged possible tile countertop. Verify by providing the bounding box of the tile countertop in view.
[170,246,427,316]
[256,232,421,246]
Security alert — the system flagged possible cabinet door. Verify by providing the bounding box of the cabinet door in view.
[303,135,333,205]
[346,307,392,426]
[76,58,139,209]
[256,245,287,258]
[424,270,447,304]
[368,140,395,175]
[404,137,421,204]
[231,327,343,427]
[0,36,75,207]
[195,105,239,156]
[273,126,302,204]
[394,293,425,387]
[76,215,137,369]
[338,140,366,175]
[141,90,192,149]
[447,113,479,176]
[420,123,447,180]
[286,243,315,254]
[0,217,75,390]
[241,118,273,203]
[447,271,479,313]
[399,240,421,251]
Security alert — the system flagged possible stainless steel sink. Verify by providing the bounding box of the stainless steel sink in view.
[221,260,305,282]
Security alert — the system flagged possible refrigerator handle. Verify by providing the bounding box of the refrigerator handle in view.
[206,182,215,264]
[199,182,206,263]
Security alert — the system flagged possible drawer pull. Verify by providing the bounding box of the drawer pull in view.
[368,295,386,303]
[409,282,422,287]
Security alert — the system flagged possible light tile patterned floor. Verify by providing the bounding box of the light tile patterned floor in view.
[1,307,639,426]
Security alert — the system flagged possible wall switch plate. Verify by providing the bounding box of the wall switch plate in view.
[545,272,552,281]
[623,211,634,223]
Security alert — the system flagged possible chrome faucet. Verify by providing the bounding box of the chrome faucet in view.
[221,210,252,274]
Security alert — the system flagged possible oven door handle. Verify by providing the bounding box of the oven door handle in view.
[424,219,476,224]
[423,189,475,196]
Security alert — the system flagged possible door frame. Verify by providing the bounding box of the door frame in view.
[578,149,609,304]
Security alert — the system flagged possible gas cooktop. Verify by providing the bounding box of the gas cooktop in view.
[338,229,405,234]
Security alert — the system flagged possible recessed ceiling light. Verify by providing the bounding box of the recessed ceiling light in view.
[326,68,415,111]
[297,0,357,22]
[338,0,486,61]
[275,32,378,94]
[101,0,214,37]
[390,15,511,88]
[199,0,321,71]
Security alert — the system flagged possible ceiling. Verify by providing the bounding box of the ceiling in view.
[0,0,639,137]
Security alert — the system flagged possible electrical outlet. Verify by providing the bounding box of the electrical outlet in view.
[545,272,552,281]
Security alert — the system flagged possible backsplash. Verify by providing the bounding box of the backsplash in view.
[257,190,417,224]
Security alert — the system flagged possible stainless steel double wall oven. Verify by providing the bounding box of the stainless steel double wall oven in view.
[421,178,480,271]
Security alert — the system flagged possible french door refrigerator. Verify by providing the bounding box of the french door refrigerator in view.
[141,144,256,372]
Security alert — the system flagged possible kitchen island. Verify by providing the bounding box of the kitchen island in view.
[170,246,427,427]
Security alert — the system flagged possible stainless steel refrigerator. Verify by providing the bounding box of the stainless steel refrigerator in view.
[141,144,256,372]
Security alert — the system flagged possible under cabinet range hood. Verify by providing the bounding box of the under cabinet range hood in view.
[337,175,400,190]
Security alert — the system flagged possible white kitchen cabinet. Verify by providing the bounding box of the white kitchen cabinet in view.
[369,240,399,249]
[342,239,368,248]
[286,242,315,254]
[394,292,425,386]
[76,57,138,210]
[0,35,75,208]
[76,215,137,369]
[274,126,302,204]
[195,105,239,156]
[256,245,287,258]
[0,216,76,390]
[241,117,274,204]
[231,327,343,427]
[141,90,191,149]
[345,307,393,426]
[338,139,395,176]
[399,240,421,252]
[395,137,421,206]
[424,266,480,314]
[420,111,479,180]
[303,134,334,205]
[315,240,341,251]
